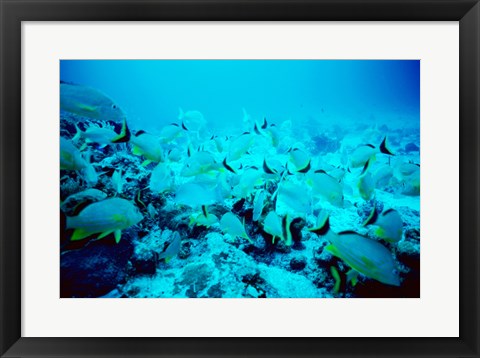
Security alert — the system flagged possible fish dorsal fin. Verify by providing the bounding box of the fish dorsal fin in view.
[297,160,311,173]
[365,144,375,148]
[182,121,188,131]
[263,159,276,174]
[135,130,146,137]
[261,118,268,129]
[382,208,395,216]
[71,201,91,216]
[315,169,336,181]
[338,230,360,236]
[222,157,236,174]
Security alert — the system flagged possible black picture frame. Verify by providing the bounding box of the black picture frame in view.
[1,0,478,357]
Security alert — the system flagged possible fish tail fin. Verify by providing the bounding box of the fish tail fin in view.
[242,216,253,243]
[284,214,293,246]
[360,158,372,176]
[309,215,330,236]
[330,266,341,294]
[254,122,261,135]
[363,204,379,226]
[73,124,83,142]
[379,136,394,155]
[112,118,131,143]
[222,157,236,174]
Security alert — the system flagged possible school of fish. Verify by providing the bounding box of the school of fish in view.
[60,82,420,295]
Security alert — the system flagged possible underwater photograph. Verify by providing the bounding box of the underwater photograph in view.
[60,60,420,298]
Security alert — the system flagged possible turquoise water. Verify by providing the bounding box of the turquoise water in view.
[60,60,420,298]
[60,60,419,133]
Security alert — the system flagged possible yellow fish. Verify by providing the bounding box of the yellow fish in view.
[60,82,125,122]
[307,170,343,207]
[149,163,173,194]
[73,118,130,147]
[364,207,403,243]
[189,206,219,228]
[349,136,393,168]
[66,198,143,243]
[158,232,182,263]
[130,130,164,166]
[357,159,375,200]
[60,137,98,185]
[220,212,252,243]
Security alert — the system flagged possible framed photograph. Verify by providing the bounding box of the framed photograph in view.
[1,0,479,357]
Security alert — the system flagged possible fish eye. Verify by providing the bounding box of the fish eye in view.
[111,104,117,109]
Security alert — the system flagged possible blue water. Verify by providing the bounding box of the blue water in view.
[60,60,419,133]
